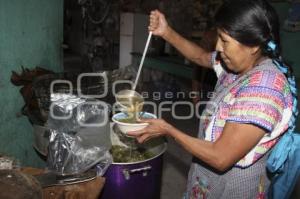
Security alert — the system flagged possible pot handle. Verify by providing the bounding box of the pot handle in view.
[123,165,152,180]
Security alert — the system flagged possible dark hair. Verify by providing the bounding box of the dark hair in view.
[215,0,298,131]
[215,0,280,57]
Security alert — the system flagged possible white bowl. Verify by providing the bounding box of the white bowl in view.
[112,112,156,135]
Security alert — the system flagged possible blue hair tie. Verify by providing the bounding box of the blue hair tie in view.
[273,60,288,73]
[267,40,277,52]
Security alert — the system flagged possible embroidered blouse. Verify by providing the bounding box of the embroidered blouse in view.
[202,52,293,168]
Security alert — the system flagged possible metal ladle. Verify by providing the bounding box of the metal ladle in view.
[115,89,144,114]
[116,32,153,110]
[132,31,153,91]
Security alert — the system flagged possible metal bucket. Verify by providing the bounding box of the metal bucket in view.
[100,139,167,199]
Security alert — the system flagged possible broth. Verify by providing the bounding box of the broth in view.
[117,114,153,124]
[110,145,154,163]
[117,117,138,123]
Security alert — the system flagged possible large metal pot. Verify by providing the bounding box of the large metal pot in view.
[100,139,167,199]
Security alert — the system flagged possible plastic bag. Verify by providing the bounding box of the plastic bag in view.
[46,94,112,176]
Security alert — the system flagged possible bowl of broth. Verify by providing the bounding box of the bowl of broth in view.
[112,112,156,135]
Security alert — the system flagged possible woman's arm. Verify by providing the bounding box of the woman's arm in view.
[149,10,212,68]
[170,122,266,171]
[128,119,266,172]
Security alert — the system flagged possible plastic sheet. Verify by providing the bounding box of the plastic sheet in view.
[46,94,112,176]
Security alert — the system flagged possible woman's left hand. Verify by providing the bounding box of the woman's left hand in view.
[127,118,172,143]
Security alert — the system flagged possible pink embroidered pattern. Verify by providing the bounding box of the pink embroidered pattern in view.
[204,66,293,167]
[190,177,210,199]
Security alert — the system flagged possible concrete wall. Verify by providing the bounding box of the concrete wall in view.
[0,0,63,167]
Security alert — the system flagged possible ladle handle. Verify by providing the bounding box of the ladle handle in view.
[133,32,153,91]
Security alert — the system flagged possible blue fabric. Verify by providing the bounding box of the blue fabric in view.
[262,22,300,198]
[267,131,300,199]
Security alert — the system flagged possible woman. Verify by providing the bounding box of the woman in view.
[128,0,298,198]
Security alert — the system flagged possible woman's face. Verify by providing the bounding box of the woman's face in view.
[215,29,260,74]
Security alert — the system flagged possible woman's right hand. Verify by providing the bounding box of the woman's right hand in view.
[148,10,169,37]
[127,118,173,143]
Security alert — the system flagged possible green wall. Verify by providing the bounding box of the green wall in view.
[273,2,300,77]
[0,0,63,167]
